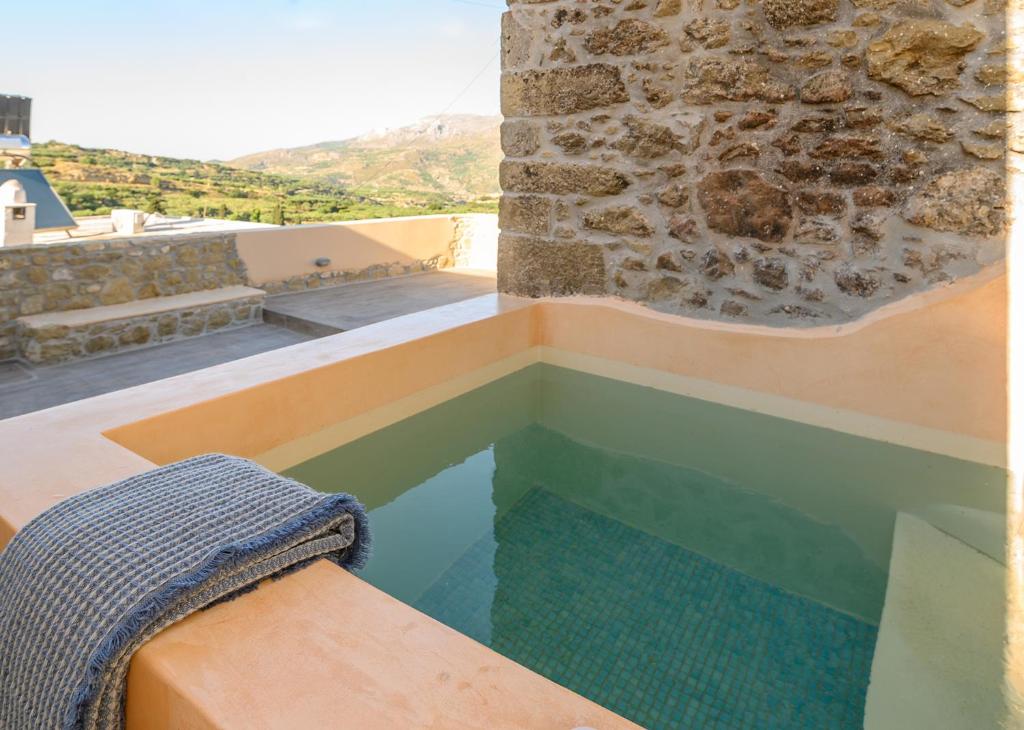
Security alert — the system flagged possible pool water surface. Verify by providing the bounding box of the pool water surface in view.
[283,364,1003,729]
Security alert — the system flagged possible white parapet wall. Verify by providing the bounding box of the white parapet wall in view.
[452,214,498,270]
[234,214,498,294]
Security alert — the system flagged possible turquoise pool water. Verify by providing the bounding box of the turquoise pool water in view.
[284,364,1004,729]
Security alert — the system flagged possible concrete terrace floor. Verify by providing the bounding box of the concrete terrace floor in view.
[0,269,497,421]
[263,269,498,334]
[0,326,313,421]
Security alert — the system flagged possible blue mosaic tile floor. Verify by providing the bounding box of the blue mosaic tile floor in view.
[415,488,878,729]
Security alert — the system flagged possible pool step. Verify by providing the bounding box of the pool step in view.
[864,513,1007,729]
[17,286,266,366]
[261,307,343,338]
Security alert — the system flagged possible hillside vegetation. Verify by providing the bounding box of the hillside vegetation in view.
[31,115,501,225]
[228,115,502,201]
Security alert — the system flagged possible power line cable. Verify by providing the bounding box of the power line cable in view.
[438,47,501,116]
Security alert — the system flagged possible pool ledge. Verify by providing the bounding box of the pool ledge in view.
[865,514,1006,729]
[0,294,639,729]
[127,561,637,730]
[0,269,1009,728]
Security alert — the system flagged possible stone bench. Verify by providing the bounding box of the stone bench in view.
[17,286,266,366]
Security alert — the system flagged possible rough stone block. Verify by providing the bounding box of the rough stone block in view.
[501,64,628,117]
[500,195,553,236]
[697,171,793,243]
[763,0,838,29]
[904,167,1005,237]
[582,207,655,237]
[501,120,541,157]
[866,21,983,97]
[500,161,631,197]
[497,234,607,297]
[584,19,669,57]
[683,58,794,104]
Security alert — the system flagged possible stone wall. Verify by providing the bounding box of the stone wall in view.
[498,0,1008,325]
[0,232,246,359]
[0,216,502,363]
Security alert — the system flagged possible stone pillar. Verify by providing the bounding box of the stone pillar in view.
[497,0,1008,327]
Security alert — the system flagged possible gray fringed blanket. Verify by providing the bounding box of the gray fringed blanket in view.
[0,453,369,730]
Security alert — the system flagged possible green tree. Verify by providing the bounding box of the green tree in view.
[144,191,166,216]
[271,203,285,226]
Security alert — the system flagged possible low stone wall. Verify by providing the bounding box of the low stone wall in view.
[18,294,263,366]
[0,232,246,359]
[0,215,502,363]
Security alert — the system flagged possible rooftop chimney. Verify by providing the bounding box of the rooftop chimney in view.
[0,179,36,246]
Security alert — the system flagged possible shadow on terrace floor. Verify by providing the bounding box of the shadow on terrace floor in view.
[0,270,497,421]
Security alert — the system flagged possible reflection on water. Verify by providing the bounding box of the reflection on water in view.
[283,364,1005,728]
[286,364,1004,621]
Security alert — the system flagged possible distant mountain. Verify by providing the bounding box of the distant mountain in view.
[227,114,502,201]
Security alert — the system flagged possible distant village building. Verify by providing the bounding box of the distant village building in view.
[0,94,77,239]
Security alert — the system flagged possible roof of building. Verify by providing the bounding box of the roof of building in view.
[0,168,75,231]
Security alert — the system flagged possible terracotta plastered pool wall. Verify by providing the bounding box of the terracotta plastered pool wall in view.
[105,266,1007,472]
[0,268,1009,728]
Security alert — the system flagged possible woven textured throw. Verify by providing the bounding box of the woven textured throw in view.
[0,453,369,730]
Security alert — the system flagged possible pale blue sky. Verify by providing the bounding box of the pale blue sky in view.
[3,0,504,160]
